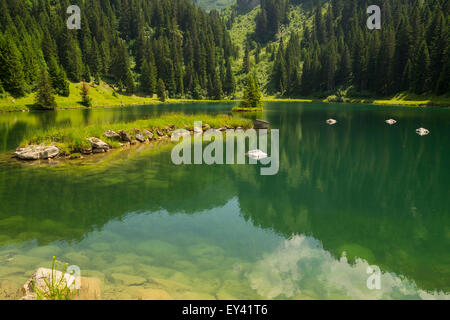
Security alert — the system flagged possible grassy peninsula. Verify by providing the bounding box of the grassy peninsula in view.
[18,113,253,158]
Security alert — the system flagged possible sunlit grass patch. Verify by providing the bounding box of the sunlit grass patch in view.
[19,113,253,155]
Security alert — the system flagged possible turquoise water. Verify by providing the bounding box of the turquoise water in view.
[0,102,448,299]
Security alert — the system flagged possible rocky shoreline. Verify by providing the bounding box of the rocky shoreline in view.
[13,123,252,161]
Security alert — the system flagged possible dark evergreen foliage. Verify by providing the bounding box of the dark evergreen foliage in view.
[35,68,57,110]
[268,0,449,96]
[0,0,236,99]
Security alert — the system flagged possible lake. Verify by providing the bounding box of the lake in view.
[0,102,448,299]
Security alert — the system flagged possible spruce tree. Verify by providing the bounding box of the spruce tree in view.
[0,33,26,97]
[243,45,250,74]
[157,79,167,102]
[140,60,156,96]
[240,74,262,109]
[80,81,92,107]
[223,59,236,96]
[35,68,57,110]
[414,41,431,94]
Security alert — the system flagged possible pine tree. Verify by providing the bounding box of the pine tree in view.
[48,57,69,97]
[83,66,92,83]
[414,41,431,94]
[243,45,250,74]
[140,60,156,96]
[124,69,135,94]
[0,33,26,97]
[80,81,92,107]
[157,79,167,102]
[240,74,262,109]
[223,59,235,96]
[212,72,223,100]
[35,68,57,110]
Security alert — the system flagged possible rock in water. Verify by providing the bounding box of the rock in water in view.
[326,119,337,125]
[416,128,430,136]
[87,137,110,152]
[143,129,154,140]
[118,130,132,142]
[134,129,147,143]
[20,268,101,300]
[103,130,120,140]
[21,268,74,299]
[14,145,59,160]
[246,149,268,160]
[254,119,270,129]
[385,119,397,125]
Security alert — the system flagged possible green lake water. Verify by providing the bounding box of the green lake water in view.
[0,102,448,299]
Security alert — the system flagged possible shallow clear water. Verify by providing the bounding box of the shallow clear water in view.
[0,102,449,299]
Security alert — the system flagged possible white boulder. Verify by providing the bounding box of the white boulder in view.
[416,128,430,136]
[385,119,397,125]
[14,145,59,160]
[326,119,337,125]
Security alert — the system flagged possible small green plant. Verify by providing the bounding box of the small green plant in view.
[31,256,77,300]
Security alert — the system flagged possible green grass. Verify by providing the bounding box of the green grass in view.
[0,82,162,112]
[232,106,263,112]
[19,113,253,155]
[370,93,450,107]
[332,92,450,107]
[31,256,75,300]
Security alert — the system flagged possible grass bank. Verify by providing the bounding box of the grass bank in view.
[0,82,242,113]
[2,82,448,113]
[19,113,253,156]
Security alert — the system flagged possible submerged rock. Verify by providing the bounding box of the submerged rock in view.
[20,268,101,300]
[385,119,397,125]
[20,267,75,300]
[14,145,59,160]
[134,129,147,143]
[87,137,110,152]
[118,130,132,142]
[254,119,270,129]
[137,289,172,300]
[416,128,430,136]
[326,119,337,125]
[103,130,120,140]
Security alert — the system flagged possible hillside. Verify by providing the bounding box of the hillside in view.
[0,0,448,110]
[224,0,450,101]
[0,0,237,105]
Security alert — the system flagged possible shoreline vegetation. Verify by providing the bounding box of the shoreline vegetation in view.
[0,82,448,113]
[14,114,253,161]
